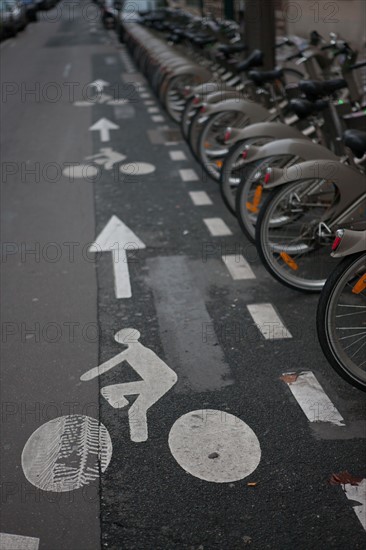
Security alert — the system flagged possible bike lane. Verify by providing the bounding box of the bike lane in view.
[88,41,366,549]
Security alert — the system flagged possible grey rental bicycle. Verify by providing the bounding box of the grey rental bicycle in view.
[317,229,366,392]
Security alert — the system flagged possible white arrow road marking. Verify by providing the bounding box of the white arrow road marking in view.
[343,479,366,530]
[90,215,145,298]
[81,329,178,442]
[21,416,112,492]
[89,79,110,92]
[281,371,345,425]
[247,303,292,339]
[89,118,119,142]
[169,410,261,483]
[0,533,40,550]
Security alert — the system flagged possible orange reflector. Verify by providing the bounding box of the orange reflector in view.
[280,252,299,270]
[215,160,223,168]
[352,273,366,294]
[252,184,263,209]
[245,185,263,214]
[204,141,211,149]
[246,201,258,213]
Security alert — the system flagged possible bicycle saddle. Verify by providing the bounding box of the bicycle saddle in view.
[343,129,366,158]
[193,36,217,46]
[248,69,283,85]
[217,43,247,57]
[235,49,264,72]
[299,78,347,99]
[289,98,328,119]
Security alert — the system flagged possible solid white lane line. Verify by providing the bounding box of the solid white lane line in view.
[148,107,159,113]
[189,191,212,206]
[281,371,345,425]
[169,151,187,161]
[343,479,366,530]
[152,115,164,122]
[179,168,199,182]
[0,533,40,550]
[222,255,256,280]
[203,218,232,237]
[247,303,292,340]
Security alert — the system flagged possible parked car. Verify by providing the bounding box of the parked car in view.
[0,0,27,39]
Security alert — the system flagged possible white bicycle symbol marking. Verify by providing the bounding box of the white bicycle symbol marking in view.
[21,329,261,491]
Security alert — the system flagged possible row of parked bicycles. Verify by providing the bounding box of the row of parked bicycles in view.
[123,8,366,392]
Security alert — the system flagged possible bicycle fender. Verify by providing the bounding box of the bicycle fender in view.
[332,229,366,257]
[227,121,306,145]
[242,139,338,166]
[170,65,212,81]
[203,98,270,122]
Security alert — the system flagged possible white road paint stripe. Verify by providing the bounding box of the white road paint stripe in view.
[179,168,199,182]
[152,115,164,122]
[140,93,151,98]
[169,151,187,161]
[105,56,116,65]
[144,100,155,106]
[203,218,232,237]
[222,255,256,280]
[282,371,345,425]
[189,191,212,206]
[247,303,292,340]
[0,533,40,549]
[169,410,261,483]
[63,63,71,78]
[148,107,159,113]
[343,479,366,531]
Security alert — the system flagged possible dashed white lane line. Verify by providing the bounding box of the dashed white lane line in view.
[169,151,187,161]
[203,218,232,237]
[63,63,71,78]
[144,100,155,106]
[0,533,40,549]
[179,168,199,182]
[152,115,164,122]
[281,371,345,425]
[222,255,256,280]
[140,93,151,98]
[343,479,366,530]
[148,107,159,113]
[189,191,212,206]
[247,303,292,340]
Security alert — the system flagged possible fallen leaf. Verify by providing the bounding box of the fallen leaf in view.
[280,373,299,384]
[329,471,363,486]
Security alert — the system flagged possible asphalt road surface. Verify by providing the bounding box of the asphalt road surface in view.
[1,2,365,550]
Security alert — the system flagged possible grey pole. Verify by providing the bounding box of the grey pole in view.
[244,0,276,70]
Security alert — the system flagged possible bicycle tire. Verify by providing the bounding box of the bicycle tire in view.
[316,252,366,392]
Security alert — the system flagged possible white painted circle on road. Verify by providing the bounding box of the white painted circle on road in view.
[169,410,261,483]
[63,164,99,179]
[119,162,155,176]
[22,415,112,492]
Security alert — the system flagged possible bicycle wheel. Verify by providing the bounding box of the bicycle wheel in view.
[235,154,298,242]
[317,252,366,391]
[198,111,251,181]
[256,178,341,292]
